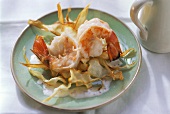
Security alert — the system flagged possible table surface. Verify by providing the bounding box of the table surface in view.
[1,0,170,114]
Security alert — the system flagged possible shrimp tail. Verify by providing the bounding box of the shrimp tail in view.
[107,31,122,61]
[31,35,50,67]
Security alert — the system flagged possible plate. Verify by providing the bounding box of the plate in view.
[11,8,141,111]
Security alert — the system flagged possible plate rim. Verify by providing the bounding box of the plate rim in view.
[10,8,142,112]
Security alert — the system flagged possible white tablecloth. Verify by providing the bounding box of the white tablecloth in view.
[0,0,170,114]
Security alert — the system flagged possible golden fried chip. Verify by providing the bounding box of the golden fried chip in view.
[69,69,99,88]
[57,3,64,24]
[28,20,49,31]
[44,76,67,86]
[43,83,71,102]
[21,63,48,69]
[74,4,90,30]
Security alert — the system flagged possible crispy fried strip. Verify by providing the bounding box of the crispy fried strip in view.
[21,63,48,69]
[42,83,71,102]
[74,4,90,30]
[69,69,101,88]
[28,20,49,31]
[22,47,30,64]
[113,71,124,80]
[119,61,136,70]
[98,58,115,80]
[29,69,46,81]
[44,76,67,86]
[120,48,136,58]
[66,7,71,22]
[57,3,64,24]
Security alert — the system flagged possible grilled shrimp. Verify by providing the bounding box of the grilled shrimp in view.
[32,28,80,72]
[77,18,122,61]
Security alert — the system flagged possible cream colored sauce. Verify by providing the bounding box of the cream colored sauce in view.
[40,77,112,99]
[42,83,55,96]
[69,77,112,99]
[30,55,41,64]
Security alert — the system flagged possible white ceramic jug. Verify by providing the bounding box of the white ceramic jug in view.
[130,0,170,53]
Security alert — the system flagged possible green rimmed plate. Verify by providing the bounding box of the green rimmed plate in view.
[11,8,142,111]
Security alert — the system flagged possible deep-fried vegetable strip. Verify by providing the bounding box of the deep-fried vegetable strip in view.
[74,4,90,30]
[21,63,48,69]
[66,7,71,22]
[42,83,71,102]
[57,3,64,24]
[120,48,137,58]
[22,47,30,64]
[28,20,49,31]
[69,69,101,88]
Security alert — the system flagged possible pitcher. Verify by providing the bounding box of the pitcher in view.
[130,0,170,53]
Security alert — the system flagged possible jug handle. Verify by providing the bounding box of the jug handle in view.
[130,0,153,41]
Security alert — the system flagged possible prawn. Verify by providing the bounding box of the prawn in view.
[77,18,122,61]
[31,32,80,73]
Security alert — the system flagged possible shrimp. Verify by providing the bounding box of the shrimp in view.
[32,28,80,72]
[77,18,122,61]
